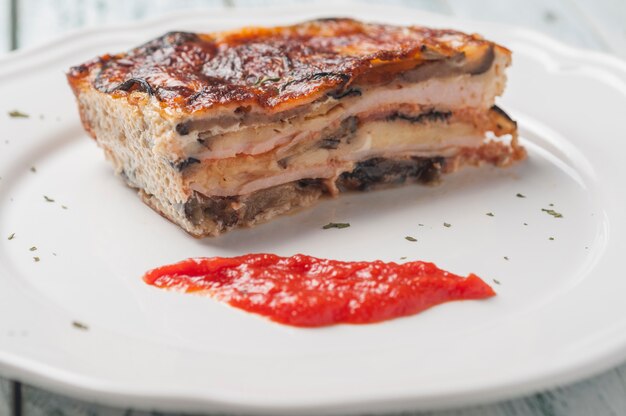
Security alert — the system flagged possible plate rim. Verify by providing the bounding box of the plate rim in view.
[1,2,626,413]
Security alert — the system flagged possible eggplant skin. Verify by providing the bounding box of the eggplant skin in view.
[182,156,445,234]
[67,18,510,115]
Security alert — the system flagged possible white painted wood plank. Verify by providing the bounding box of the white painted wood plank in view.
[0,377,11,416]
[16,0,225,50]
[445,0,608,52]
[571,0,626,58]
[23,384,155,416]
[0,0,10,53]
[361,0,452,14]
[232,0,453,14]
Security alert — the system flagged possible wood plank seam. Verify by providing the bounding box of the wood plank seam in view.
[9,0,17,50]
[12,381,21,416]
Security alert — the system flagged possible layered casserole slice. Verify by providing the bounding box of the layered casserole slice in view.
[67,18,525,237]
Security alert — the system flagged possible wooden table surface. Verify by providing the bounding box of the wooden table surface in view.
[1,0,625,414]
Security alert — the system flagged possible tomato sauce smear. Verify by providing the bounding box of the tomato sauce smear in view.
[143,253,495,327]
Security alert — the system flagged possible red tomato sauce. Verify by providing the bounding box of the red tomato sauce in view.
[143,254,495,327]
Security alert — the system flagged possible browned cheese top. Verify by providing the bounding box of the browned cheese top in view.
[67,18,507,115]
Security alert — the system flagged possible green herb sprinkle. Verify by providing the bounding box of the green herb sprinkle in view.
[322,222,350,230]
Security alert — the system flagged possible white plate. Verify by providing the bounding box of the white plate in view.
[1,2,626,414]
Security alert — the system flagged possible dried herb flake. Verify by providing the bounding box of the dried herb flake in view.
[486,212,494,217]
[30,166,36,173]
[29,246,37,251]
[322,222,350,230]
[516,193,526,198]
[405,236,417,242]
[542,208,563,218]
[33,256,40,262]
[443,222,451,228]
[493,279,501,285]
[8,233,15,240]
[8,110,29,118]
[72,321,89,331]
[503,256,509,261]
[43,195,55,202]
